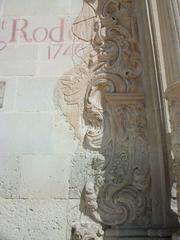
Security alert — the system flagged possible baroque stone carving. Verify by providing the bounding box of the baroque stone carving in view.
[72,223,104,240]
[55,0,152,235]
[166,83,180,240]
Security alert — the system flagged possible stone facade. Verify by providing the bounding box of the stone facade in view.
[0,0,80,239]
[0,0,179,239]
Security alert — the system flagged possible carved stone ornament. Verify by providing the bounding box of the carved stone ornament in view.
[166,82,180,239]
[55,0,152,236]
[72,223,104,240]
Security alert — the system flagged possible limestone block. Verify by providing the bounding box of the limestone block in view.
[0,113,53,154]
[37,43,74,76]
[0,60,36,76]
[0,199,67,240]
[37,60,74,77]
[3,0,70,16]
[19,154,71,199]
[0,44,37,76]
[0,0,4,16]
[16,77,56,112]
[0,44,37,61]
[67,199,81,240]
[69,0,83,17]
[0,77,17,112]
[0,154,20,198]
[51,111,78,155]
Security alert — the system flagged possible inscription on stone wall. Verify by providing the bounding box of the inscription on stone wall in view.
[0,17,83,61]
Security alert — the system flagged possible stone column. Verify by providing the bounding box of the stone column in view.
[166,84,180,213]
[166,84,180,239]
[156,0,180,235]
[156,0,180,86]
[163,0,180,215]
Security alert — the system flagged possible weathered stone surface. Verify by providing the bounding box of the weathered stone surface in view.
[51,111,78,155]
[0,199,67,240]
[0,45,37,62]
[0,78,16,112]
[0,154,20,198]
[0,0,81,239]
[0,45,38,76]
[16,77,56,112]
[3,0,70,16]
[69,0,83,16]
[0,0,4,16]
[0,113,53,154]
[67,199,81,240]
[19,154,72,199]
[37,56,74,76]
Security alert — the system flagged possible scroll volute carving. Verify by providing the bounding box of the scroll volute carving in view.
[55,0,151,234]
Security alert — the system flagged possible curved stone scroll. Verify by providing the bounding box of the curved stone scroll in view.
[55,0,152,237]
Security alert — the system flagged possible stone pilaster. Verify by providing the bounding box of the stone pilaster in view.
[166,83,180,221]
[161,1,180,238]
[156,0,180,86]
[155,0,180,236]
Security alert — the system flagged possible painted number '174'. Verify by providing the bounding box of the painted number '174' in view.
[47,44,72,60]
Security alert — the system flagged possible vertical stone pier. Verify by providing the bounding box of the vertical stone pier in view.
[155,0,180,237]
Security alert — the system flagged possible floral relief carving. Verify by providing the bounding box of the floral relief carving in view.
[55,0,152,236]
